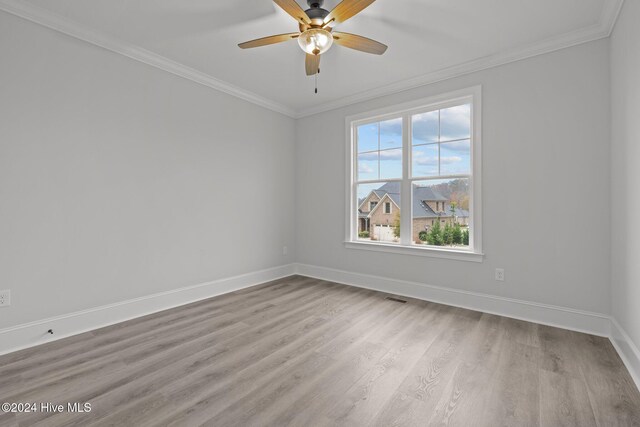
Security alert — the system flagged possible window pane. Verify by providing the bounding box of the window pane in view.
[440,104,470,142]
[412,144,439,178]
[411,178,470,248]
[440,139,471,175]
[356,182,401,243]
[357,152,378,181]
[379,148,402,180]
[380,118,402,149]
[357,123,378,153]
[412,111,439,144]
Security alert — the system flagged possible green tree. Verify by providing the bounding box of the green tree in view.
[443,222,454,245]
[452,223,463,245]
[462,229,470,245]
[427,220,444,246]
[392,212,401,238]
[418,231,428,242]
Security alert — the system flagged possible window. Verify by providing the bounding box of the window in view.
[347,87,482,262]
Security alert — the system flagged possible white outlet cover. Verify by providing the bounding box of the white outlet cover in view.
[495,269,505,281]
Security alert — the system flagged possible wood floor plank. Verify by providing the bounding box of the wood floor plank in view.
[260,298,420,426]
[538,324,584,378]
[0,275,638,426]
[501,316,541,348]
[196,350,335,427]
[479,341,540,427]
[20,285,338,426]
[26,294,337,426]
[91,393,170,427]
[326,302,447,426]
[150,291,397,426]
[76,287,371,426]
[14,309,238,384]
[4,311,244,403]
[371,309,482,426]
[421,312,516,426]
[539,368,597,427]
[14,321,250,426]
[581,366,640,427]
[0,412,17,427]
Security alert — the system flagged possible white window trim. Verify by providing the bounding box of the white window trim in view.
[344,86,483,263]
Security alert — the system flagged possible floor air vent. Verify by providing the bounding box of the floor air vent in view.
[385,297,408,304]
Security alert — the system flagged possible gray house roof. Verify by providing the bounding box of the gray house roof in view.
[360,182,469,219]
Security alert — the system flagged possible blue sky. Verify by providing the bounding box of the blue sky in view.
[357,104,471,181]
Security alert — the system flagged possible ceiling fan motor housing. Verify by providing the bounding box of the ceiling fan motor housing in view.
[305,0,330,24]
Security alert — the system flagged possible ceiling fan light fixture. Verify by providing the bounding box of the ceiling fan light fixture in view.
[297,28,333,55]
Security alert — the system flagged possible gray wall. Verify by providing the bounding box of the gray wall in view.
[0,11,296,328]
[0,8,623,337]
[296,39,611,314]
[611,0,640,351]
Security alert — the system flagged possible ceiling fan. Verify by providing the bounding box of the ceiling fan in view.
[238,0,387,77]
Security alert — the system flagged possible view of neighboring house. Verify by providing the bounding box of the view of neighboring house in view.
[358,182,469,243]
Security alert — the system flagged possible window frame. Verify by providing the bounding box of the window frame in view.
[345,86,483,262]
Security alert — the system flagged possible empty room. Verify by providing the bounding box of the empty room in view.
[1,0,640,425]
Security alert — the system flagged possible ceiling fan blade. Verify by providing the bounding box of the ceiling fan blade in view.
[332,32,387,55]
[305,54,321,76]
[273,0,311,26]
[238,33,300,49]
[323,0,376,26]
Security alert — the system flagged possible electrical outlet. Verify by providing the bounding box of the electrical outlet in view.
[495,268,505,282]
[0,290,11,306]
[282,246,288,256]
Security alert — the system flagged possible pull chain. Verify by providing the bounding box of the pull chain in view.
[314,67,320,94]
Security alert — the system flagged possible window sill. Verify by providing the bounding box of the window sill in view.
[344,241,484,263]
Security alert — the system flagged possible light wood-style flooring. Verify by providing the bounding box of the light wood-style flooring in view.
[1,275,639,426]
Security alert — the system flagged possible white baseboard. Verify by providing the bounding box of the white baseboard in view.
[296,264,640,391]
[610,317,640,391]
[0,264,295,356]
[3,261,637,394]
[294,263,611,337]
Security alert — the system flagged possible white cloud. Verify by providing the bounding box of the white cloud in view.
[415,156,438,166]
[359,150,402,162]
[358,163,375,174]
[379,150,402,161]
[414,153,462,166]
[440,140,470,152]
[412,104,471,142]
[441,156,462,164]
[440,104,471,140]
[379,118,402,136]
[358,152,377,161]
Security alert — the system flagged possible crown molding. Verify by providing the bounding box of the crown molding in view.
[295,0,625,118]
[0,0,624,120]
[0,0,297,118]
[602,0,625,36]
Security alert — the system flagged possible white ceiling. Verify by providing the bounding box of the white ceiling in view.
[2,0,623,116]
